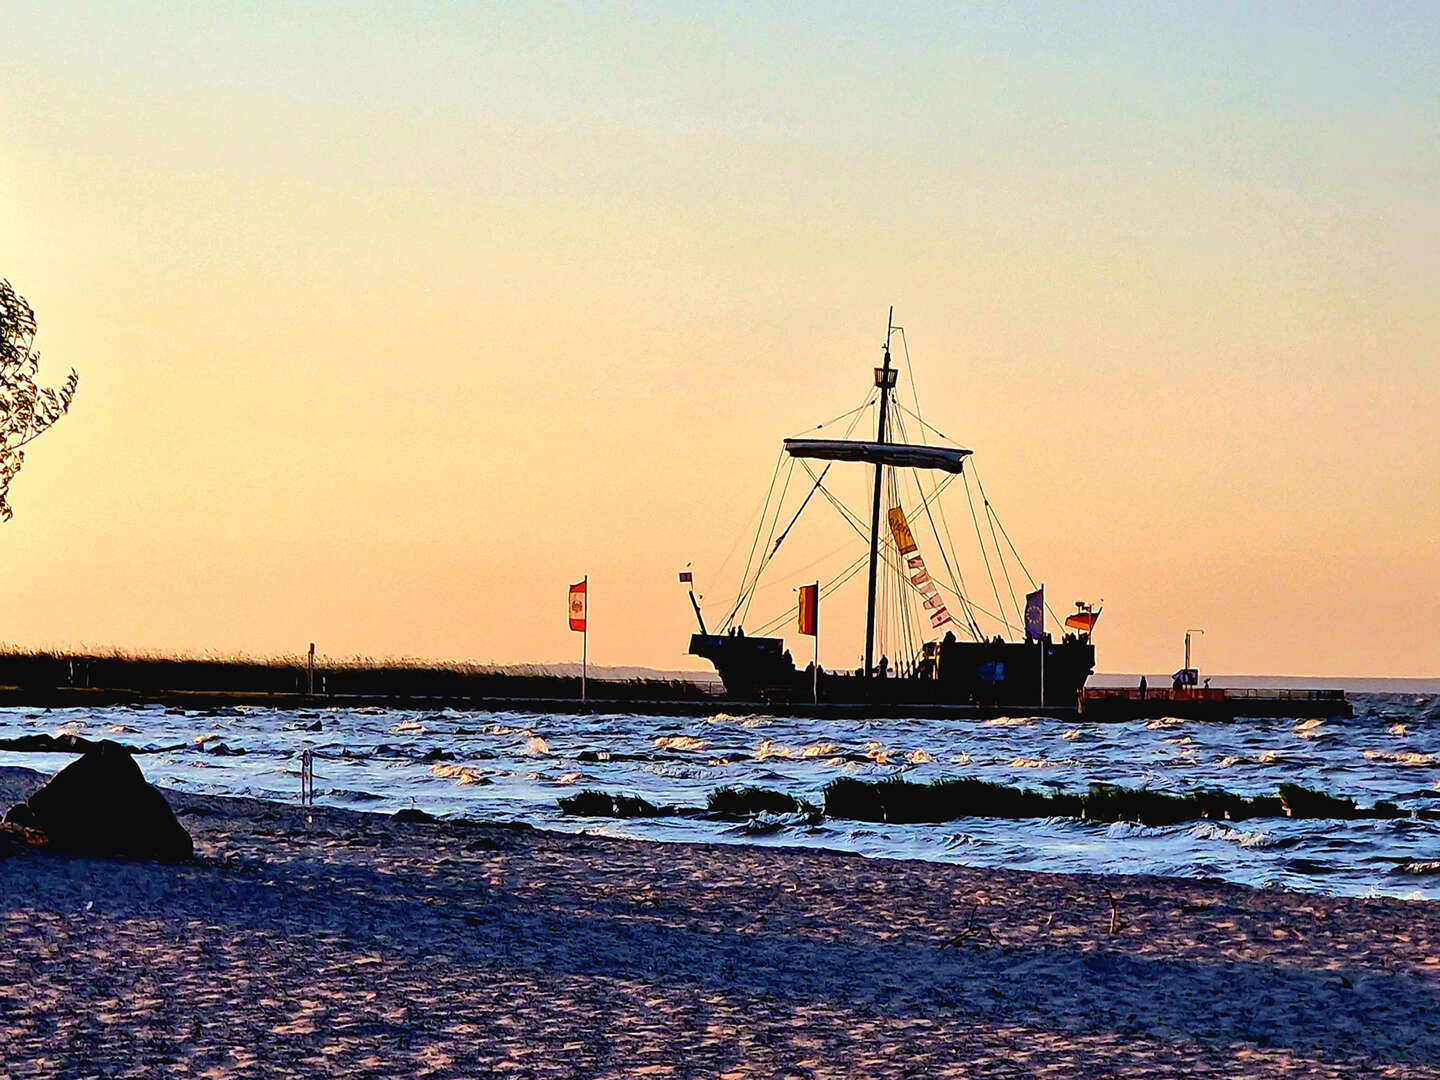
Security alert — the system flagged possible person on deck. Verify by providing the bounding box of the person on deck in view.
[1139,675,1148,699]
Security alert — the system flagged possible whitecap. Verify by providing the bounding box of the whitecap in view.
[654,734,706,752]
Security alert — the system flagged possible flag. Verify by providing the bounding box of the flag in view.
[1025,587,1044,640]
[678,571,693,584]
[929,608,952,627]
[907,555,924,570]
[911,570,931,587]
[887,507,918,555]
[568,581,586,632]
[797,583,818,636]
[1065,608,1100,634]
[922,593,944,610]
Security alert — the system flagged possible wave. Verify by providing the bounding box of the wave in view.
[1391,861,1440,876]
[324,788,386,802]
[1190,822,1290,849]
[1362,749,1438,766]
[653,734,707,752]
[429,763,491,786]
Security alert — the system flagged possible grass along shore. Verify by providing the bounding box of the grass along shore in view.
[0,647,715,701]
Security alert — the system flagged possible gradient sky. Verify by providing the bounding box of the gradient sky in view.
[3,2,1437,677]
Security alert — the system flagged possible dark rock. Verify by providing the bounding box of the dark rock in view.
[0,733,101,754]
[420,748,454,762]
[205,743,246,756]
[306,720,322,732]
[2,802,37,828]
[5,740,192,860]
[0,822,47,858]
[393,808,437,824]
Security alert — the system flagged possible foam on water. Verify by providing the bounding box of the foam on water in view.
[1,693,1436,898]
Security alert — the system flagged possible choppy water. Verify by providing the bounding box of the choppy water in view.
[2,694,1438,899]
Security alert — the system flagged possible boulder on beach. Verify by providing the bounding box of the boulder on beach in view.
[2,740,192,861]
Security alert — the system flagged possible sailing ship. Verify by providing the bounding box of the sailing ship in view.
[685,310,1097,708]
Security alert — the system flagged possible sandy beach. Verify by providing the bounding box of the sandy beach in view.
[2,765,1437,1078]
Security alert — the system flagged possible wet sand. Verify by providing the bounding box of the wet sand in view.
[2,766,1437,1078]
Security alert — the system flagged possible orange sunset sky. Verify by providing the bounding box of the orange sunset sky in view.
[3,4,1437,677]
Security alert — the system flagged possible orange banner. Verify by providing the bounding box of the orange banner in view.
[887,507,917,555]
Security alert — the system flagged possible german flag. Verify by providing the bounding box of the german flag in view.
[1065,607,1100,633]
[797,583,819,636]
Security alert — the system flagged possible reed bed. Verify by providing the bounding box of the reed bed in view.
[0,647,712,701]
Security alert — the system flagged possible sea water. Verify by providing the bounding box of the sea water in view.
[1,694,1437,900]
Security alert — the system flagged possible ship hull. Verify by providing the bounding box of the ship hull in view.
[690,633,1094,708]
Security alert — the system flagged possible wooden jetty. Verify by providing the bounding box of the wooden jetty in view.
[0,684,1352,721]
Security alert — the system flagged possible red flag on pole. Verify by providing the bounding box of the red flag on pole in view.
[568,581,587,632]
[797,583,818,636]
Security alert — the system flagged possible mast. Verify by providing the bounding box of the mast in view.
[864,307,897,679]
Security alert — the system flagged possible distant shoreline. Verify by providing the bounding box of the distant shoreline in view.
[0,647,1429,713]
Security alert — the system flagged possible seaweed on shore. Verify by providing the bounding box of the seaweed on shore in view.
[557,790,672,818]
[822,777,1401,826]
[559,777,1407,827]
[707,786,815,817]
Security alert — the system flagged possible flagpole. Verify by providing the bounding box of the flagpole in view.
[582,575,588,705]
[1039,582,1045,708]
[812,580,819,705]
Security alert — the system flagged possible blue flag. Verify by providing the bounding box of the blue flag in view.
[1025,587,1044,641]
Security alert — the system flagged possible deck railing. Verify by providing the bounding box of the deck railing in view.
[1083,686,1345,702]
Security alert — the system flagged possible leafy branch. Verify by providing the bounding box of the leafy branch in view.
[0,279,79,521]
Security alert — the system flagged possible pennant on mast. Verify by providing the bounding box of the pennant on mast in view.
[887,507,918,555]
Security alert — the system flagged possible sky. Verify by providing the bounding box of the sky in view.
[2,2,1437,677]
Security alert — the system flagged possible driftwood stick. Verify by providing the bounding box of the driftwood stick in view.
[1102,887,1121,935]
[940,902,996,949]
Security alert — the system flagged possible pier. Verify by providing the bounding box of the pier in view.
[0,683,1353,721]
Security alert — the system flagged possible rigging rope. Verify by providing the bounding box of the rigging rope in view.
[724,448,787,630]
[970,460,1068,632]
[791,457,1014,633]
[984,497,1025,631]
[739,458,796,627]
[891,408,984,641]
[725,386,873,631]
[962,467,1016,637]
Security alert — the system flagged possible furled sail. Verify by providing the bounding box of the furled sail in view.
[783,438,972,473]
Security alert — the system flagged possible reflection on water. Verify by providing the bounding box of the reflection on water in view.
[1,693,1437,899]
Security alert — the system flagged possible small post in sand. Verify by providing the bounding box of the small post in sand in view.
[300,748,314,807]
[307,642,315,696]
